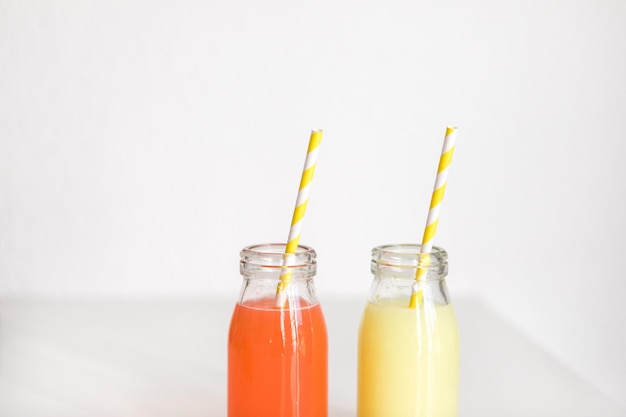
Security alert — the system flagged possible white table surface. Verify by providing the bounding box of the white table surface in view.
[0,296,623,417]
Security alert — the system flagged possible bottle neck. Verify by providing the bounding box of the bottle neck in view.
[238,243,319,307]
[369,244,451,306]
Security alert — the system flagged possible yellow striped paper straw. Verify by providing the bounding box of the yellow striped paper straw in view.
[276,130,323,305]
[409,126,458,308]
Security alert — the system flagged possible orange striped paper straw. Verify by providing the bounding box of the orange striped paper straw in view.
[409,126,458,308]
[276,130,323,306]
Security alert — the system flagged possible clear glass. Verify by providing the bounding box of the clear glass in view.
[228,243,328,417]
[357,244,460,417]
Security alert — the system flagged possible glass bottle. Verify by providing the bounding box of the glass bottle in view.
[357,244,459,417]
[228,243,328,417]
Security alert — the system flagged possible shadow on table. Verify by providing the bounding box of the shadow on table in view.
[330,406,355,417]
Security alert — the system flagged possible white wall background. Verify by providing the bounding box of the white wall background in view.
[1,0,625,410]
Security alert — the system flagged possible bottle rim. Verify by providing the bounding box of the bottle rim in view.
[240,243,317,268]
[371,243,448,268]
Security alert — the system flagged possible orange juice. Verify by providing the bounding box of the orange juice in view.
[228,297,328,417]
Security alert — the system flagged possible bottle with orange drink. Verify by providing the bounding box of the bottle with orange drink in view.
[228,243,328,417]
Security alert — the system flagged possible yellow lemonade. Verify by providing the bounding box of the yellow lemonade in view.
[357,299,459,417]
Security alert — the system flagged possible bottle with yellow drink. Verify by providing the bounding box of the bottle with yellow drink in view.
[357,244,459,417]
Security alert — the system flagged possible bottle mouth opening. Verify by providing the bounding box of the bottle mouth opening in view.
[372,244,448,268]
[240,243,317,268]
